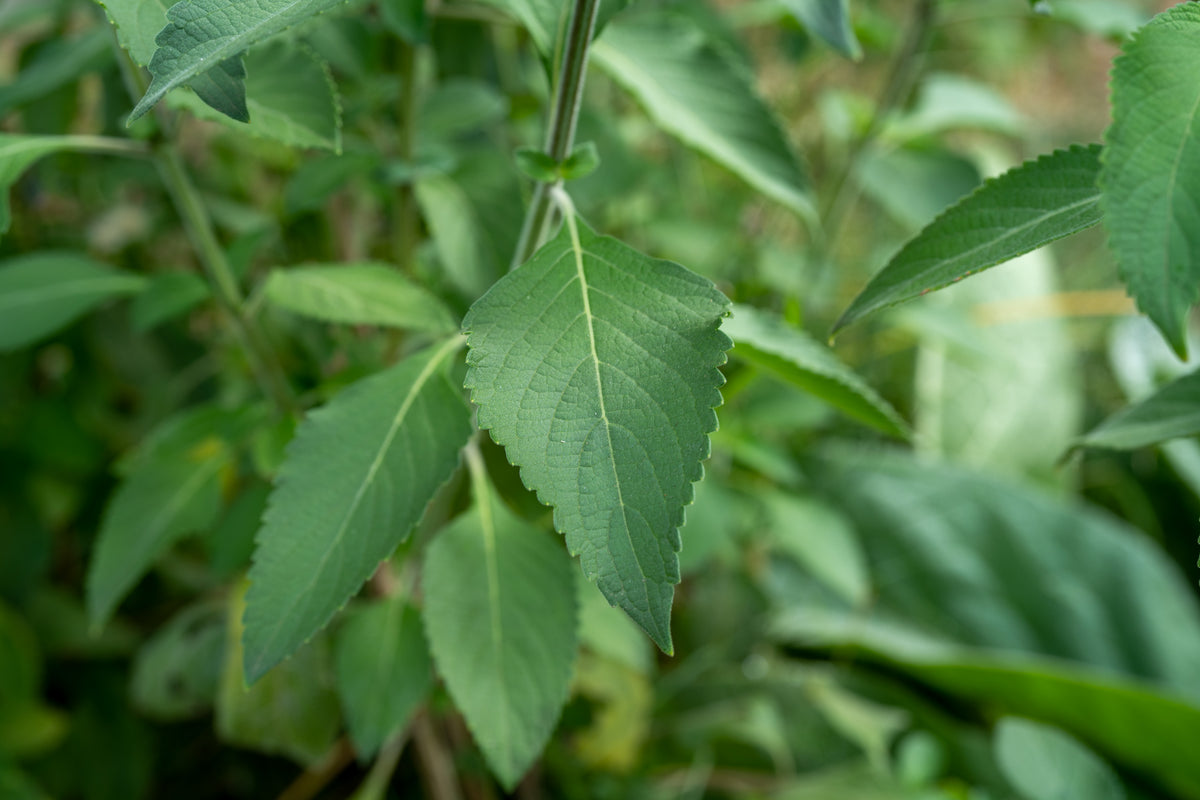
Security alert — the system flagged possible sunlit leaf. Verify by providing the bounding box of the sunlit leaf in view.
[464,216,730,652]
[994,717,1125,800]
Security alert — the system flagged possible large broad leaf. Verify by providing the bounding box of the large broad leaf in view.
[834,145,1103,333]
[242,337,471,682]
[722,304,909,439]
[264,263,456,333]
[128,0,350,122]
[0,252,146,350]
[780,0,861,60]
[1075,366,1200,451]
[463,217,730,653]
[1102,3,1200,358]
[593,9,815,221]
[772,613,1200,800]
[333,596,431,759]
[423,470,578,790]
[994,717,1125,800]
[0,135,145,237]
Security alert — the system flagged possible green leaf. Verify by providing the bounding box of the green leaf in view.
[243,337,471,682]
[264,263,457,333]
[1075,367,1200,451]
[762,492,869,607]
[415,174,499,299]
[186,56,249,122]
[419,80,508,139]
[476,0,630,54]
[0,252,146,351]
[128,0,351,123]
[130,602,226,720]
[560,141,600,180]
[0,27,112,116]
[168,40,342,151]
[834,144,1103,333]
[333,597,431,759]
[130,272,209,332]
[463,217,730,652]
[780,0,861,60]
[0,134,145,237]
[723,305,909,438]
[1102,3,1200,358]
[218,584,341,765]
[423,469,578,790]
[594,9,815,221]
[95,0,173,66]
[513,147,561,183]
[994,717,1125,800]
[379,0,428,43]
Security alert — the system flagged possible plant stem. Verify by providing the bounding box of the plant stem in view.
[395,38,421,273]
[412,710,464,800]
[510,0,602,269]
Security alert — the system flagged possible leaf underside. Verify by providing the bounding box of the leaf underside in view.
[242,338,471,682]
[1102,3,1200,358]
[463,219,731,653]
[834,144,1104,333]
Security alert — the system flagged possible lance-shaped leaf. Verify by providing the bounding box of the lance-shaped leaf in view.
[0,252,146,350]
[243,337,471,682]
[1102,3,1200,359]
[1075,367,1200,452]
[834,144,1104,333]
[127,0,350,122]
[264,263,456,333]
[593,10,815,221]
[723,304,909,438]
[780,0,861,60]
[423,468,578,790]
[463,218,730,652]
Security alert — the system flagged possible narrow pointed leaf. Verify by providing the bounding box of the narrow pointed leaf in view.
[594,10,814,220]
[1102,3,1200,358]
[264,263,457,333]
[723,304,909,438]
[0,252,146,351]
[243,338,471,682]
[333,597,431,759]
[423,478,578,790]
[834,144,1103,333]
[780,0,861,60]
[186,56,249,122]
[463,219,730,652]
[128,0,350,122]
[1075,367,1200,451]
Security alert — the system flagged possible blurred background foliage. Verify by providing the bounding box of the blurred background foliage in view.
[2,0,1198,798]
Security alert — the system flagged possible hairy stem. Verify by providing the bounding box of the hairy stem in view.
[510,0,602,269]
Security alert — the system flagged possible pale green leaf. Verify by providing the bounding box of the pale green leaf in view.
[763,492,868,607]
[128,0,351,122]
[415,174,498,299]
[218,584,341,765]
[463,218,730,652]
[130,272,209,332]
[1102,3,1200,358]
[264,263,456,333]
[834,144,1103,332]
[994,717,1125,800]
[780,0,861,59]
[0,252,146,350]
[95,0,173,66]
[724,304,909,438]
[333,597,431,759]
[423,474,578,790]
[168,40,342,151]
[130,602,225,720]
[594,9,814,221]
[243,337,471,682]
[1075,367,1200,451]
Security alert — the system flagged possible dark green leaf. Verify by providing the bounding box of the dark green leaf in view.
[780,0,861,59]
[464,217,730,652]
[380,0,428,43]
[834,145,1103,333]
[514,147,561,183]
[243,338,471,682]
[0,252,146,350]
[130,272,209,332]
[1075,367,1200,451]
[1102,3,1200,358]
[186,56,249,122]
[724,305,909,438]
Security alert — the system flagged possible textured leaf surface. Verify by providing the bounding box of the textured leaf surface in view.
[1076,366,1200,451]
[0,252,146,350]
[723,304,908,438]
[333,597,430,759]
[423,471,578,790]
[463,219,730,652]
[835,145,1103,332]
[1102,3,1200,358]
[994,718,1125,800]
[265,263,455,333]
[186,56,248,122]
[781,0,861,59]
[243,338,470,682]
[593,10,814,220]
[128,0,350,122]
